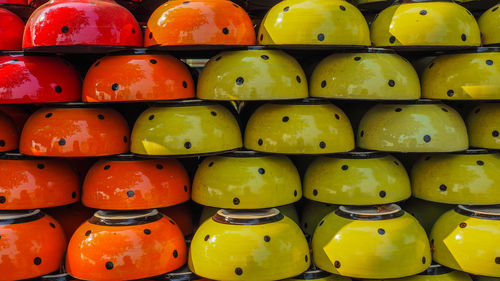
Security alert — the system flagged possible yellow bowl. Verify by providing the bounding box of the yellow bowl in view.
[301,200,338,237]
[478,5,500,46]
[368,264,473,281]
[244,99,355,154]
[197,48,308,101]
[400,198,455,235]
[285,269,352,281]
[431,205,500,277]
[310,49,420,100]
[371,1,480,47]
[411,149,500,205]
[422,49,500,100]
[467,103,500,150]
[199,204,300,225]
[357,102,469,152]
[189,208,310,280]
[313,204,431,278]
[304,152,411,205]
[192,151,301,208]
[258,0,370,46]
[130,101,242,156]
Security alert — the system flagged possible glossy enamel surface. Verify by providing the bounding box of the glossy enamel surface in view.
[193,153,301,208]
[199,204,300,225]
[401,198,454,235]
[23,0,142,48]
[422,51,500,100]
[304,154,410,205]
[0,210,66,281]
[245,101,355,154]
[83,53,195,102]
[412,152,500,204]
[0,157,80,209]
[0,111,18,152]
[431,206,500,277]
[131,103,242,156]
[310,52,420,100]
[358,103,469,152]
[197,49,308,101]
[189,209,310,280]
[0,54,81,104]
[66,210,187,281]
[300,200,338,237]
[20,107,130,157]
[313,205,431,278]
[145,0,255,46]
[479,4,500,46]
[467,104,500,149]
[371,2,480,47]
[83,158,190,210]
[0,9,24,51]
[258,0,370,45]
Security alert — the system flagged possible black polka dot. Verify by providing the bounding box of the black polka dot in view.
[184,142,192,149]
[72,192,77,198]
[149,32,153,39]
[423,135,431,142]
[319,220,324,226]
[442,107,448,112]
[49,223,55,228]
[97,114,104,120]
[123,136,127,143]
[45,113,52,118]
[127,190,135,197]
[235,268,243,275]
[319,142,326,149]
[211,111,217,116]
[85,230,91,236]
[0,196,5,203]
[294,190,298,197]
[390,36,396,44]
[335,114,340,120]
[321,80,327,88]
[283,6,289,12]
[61,26,69,33]
[34,257,42,265]
[261,55,269,60]
[341,165,348,171]
[493,130,499,137]
[182,81,188,88]
[354,56,361,61]
[429,63,434,68]
[0,140,5,147]
[420,10,427,15]
[339,5,346,10]
[461,34,467,41]
[112,83,119,91]
[183,1,189,4]
[486,60,493,65]
[208,162,214,167]
[460,222,467,228]
[104,165,111,171]
[264,235,270,242]
[360,130,364,137]
[236,77,244,85]
[447,90,454,97]
[313,189,318,196]
[388,80,395,87]
[394,161,399,166]
[222,28,229,34]
[173,250,178,258]
[260,34,263,41]
[379,191,386,198]
[477,160,484,166]
[282,116,289,122]
[54,86,62,93]
[378,228,385,235]
[131,28,135,34]
[334,261,341,268]
[258,168,265,174]
[296,76,301,83]
[184,185,188,192]
[37,163,45,169]
[144,229,151,235]
[204,235,210,241]
[215,56,222,61]
[440,184,447,191]
[395,108,402,112]
[258,139,263,146]
[150,59,157,64]
[233,3,239,8]
[422,257,426,264]
[317,33,325,41]
[495,257,500,264]
[156,164,163,169]
[169,219,175,225]
[106,262,113,270]
[149,115,155,120]
[58,139,66,146]
[233,197,240,205]
[493,6,498,12]
[94,61,100,67]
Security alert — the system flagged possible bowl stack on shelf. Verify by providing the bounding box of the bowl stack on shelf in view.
[0,0,499,280]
